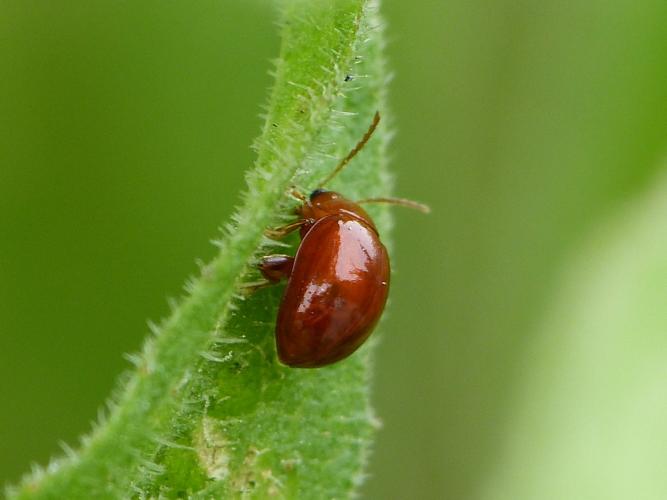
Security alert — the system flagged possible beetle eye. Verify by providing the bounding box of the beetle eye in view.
[309,188,328,201]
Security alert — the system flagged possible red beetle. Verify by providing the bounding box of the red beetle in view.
[259,112,428,368]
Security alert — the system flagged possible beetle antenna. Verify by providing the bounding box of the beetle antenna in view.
[356,197,431,214]
[320,111,381,187]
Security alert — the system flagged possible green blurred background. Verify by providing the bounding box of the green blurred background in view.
[2,1,667,498]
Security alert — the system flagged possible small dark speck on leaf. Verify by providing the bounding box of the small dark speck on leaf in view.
[344,74,353,82]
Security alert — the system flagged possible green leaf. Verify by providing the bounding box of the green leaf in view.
[482,170,667,500]
[9,0,390,497]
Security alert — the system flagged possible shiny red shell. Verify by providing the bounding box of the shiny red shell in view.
[266,190,390,368]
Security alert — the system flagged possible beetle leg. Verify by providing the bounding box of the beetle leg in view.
[258,254,295,283]
[264,220,306,239]
[239,279,273,294]
[240,255,291,294]
[289,188,307,202]
[239,255,294,295]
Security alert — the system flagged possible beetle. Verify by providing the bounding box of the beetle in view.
[258,112,428,368]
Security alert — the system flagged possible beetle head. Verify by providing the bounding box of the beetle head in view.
[298,189,376,231]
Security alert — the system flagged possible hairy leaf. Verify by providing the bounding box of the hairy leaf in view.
[9,0,391,497]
